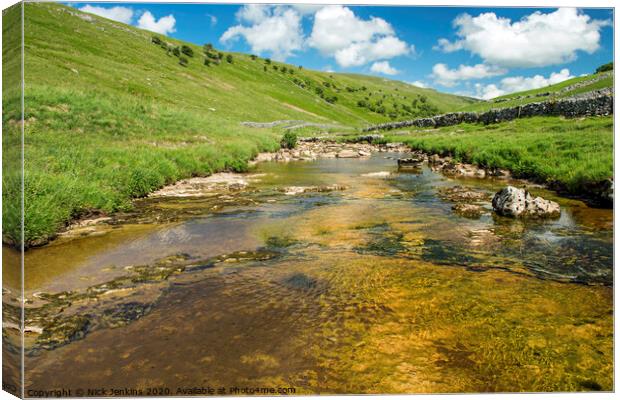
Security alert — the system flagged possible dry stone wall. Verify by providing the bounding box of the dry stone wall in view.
[364,91,613,132]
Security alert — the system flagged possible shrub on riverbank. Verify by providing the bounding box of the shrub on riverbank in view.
[280,131,298,149]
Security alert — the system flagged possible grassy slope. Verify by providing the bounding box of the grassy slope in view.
[333,71,613,195]
[358,66,612,195]
[2,4,22,247]
[459,72,613,112]
[385,116,613,193]
[383,71,614,194]
[3,2,474,246]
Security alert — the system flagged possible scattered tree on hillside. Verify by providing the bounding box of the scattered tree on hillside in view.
[172,47,181,57]
[217,52,224,60]
[179,56,189,67]
[203,43,213,53]
[596,62,613,74]
[151,36,162,45]
[298,65,302,70]
[226,54,233,63]
[204,58,211,66]
[181,45,194,57]
[272,65,278,71]
[325,95,338,104]
[265,58,271,64]
[250,54,257,60]
[263,66,267,72]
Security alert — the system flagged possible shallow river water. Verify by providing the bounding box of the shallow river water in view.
[3,153,613,394]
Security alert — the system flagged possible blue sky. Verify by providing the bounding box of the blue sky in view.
[69,3,613,99]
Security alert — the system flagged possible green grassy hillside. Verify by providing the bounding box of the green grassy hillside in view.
[2,2,475,246]
[385,116,613,194]
[352,66,613,196]
[460,71,613,112]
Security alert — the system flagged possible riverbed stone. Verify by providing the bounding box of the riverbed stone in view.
[337,150,360,158]
[439,186,489,203]
[452,203,484,218]
[362,171,391,178]
[280,184,348,195]
[397,157,423,168]
[492,186,560,218]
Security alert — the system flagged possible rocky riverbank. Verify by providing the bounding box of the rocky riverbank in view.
[249,138,409,164]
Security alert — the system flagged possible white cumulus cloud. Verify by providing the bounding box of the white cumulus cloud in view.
[370,61,399,75]
[472,83,505,100]
[473,68,575,100]
[435,8,610,68]
[137,11,176,35]
[78,5,133,24]
[431,63,507,87]
[409,81,429,89]
[499,68,574,93]
[220,5,304,60]
[308,5,412,68]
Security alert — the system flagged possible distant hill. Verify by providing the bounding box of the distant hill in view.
[460,70,613,112]
[18,3,476,128]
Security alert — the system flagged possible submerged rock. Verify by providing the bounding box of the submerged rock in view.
[280,184,348,195]
[438,186,489,203]
[438,186,490,219]
[492,186,560,218]
[452,203,484,218]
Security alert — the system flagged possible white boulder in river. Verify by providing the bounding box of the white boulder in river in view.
[492,186,561,218]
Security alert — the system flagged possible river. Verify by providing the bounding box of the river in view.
[2,152,613,394]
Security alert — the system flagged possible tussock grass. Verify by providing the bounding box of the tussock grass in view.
[8,85,281,245]
[387,116,613,193]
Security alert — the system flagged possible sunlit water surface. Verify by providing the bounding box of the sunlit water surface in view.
[3,153,613,394]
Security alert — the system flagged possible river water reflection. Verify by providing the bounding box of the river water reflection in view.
[3,153,613,393]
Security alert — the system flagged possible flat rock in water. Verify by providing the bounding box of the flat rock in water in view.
[438,186,489,203]
[337,150,360,158]
[492,186,560,218]
[362,171,391,178]
[397,157,423,167]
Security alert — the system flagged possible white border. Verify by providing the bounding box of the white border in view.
[0,1,616,400]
